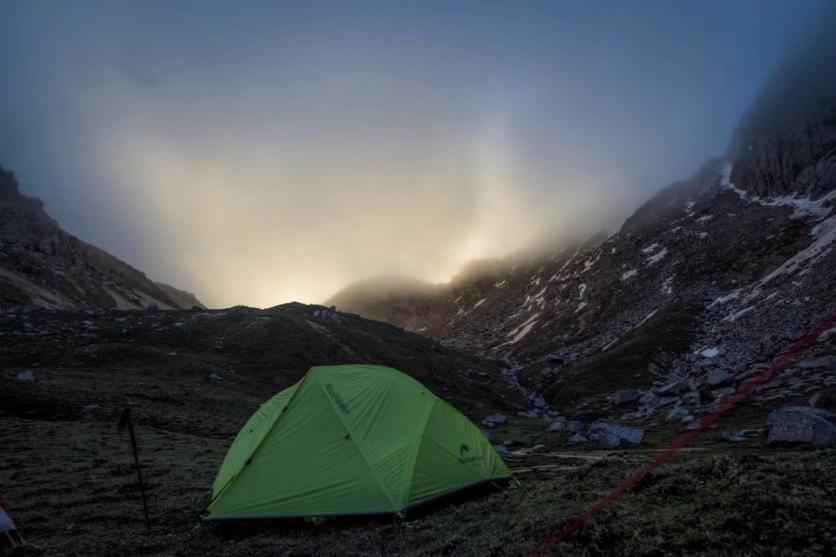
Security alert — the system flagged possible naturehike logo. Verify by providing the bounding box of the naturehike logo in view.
[458,443,483,465]
[325,384,350,414]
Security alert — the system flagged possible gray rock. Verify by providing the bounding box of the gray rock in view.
[767,406,836,447]
[722,430,746,442]
[709,387,736,407]
[796,356,836,370]
[493,444,511,458]
[656,380,687,394]
[596,432,621,448]
[533,396,547,409]
[208,373,223,384]
[567,432,589,444]
[682,391,702,406]
[482,414,507,427]
[706,369,732,387]
[82,403,101,413]
[666,405,689,422]
[547,417,567,432]
[609,389,641,405]
[565,420,584,433]
[655,396,679,408]
[638,391,658,406]
[619,410,648,421]
[590,422,645,444]
[531,444,546,452]
[16,370,35,382]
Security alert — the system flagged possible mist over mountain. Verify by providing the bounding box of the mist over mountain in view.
[329,21,836,423]
[0,0,823,308]
[0,166,203,310]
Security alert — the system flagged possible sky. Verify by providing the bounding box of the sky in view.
[0,1,826,308]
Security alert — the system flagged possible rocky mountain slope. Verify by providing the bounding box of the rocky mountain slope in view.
[0,167,204,310]
[328,36,836,441]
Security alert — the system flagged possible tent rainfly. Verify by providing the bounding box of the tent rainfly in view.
[206,364,511,519]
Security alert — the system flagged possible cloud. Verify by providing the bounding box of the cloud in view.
[0,1,824,307]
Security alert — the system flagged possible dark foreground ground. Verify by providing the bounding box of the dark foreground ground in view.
[2,415,834,556]
[1,308,834,555]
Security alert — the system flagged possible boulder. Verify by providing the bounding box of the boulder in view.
[767,406,836,447]
[706,369,732,387]
[590,422,644,444]
[609,389,641,405]
[565,420,584,433]
[596,432,621,448]
[15,370,35,382]
[482,414,507,428]
[547,417,567,432]
[567,433,589,444]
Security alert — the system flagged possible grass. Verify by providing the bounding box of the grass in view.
[2,414,834,556]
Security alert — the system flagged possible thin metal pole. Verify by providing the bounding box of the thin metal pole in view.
[119,409,151,530]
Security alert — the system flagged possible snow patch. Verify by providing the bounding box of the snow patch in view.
[510,321,538,343]
[661,276,674,295]
[646,247,668,265]
[622,269,638,281]
[710,289,741,307]
[474,298,487,308]
[723,306,755,322]
[635,308,658,328]
[698,347,720,358]
[721,160,835,220]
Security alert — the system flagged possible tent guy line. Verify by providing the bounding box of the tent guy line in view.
[529,309,836,556]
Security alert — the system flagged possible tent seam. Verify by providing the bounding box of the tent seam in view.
[208,375,310,509]
[402,396,439,508]
[314,373,401,512]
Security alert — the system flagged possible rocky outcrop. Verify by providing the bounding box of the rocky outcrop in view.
[155,282,206,310]
[0,166,203,310]
[727,18,836,199]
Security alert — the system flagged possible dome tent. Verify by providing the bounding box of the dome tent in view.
[206,364,511,519]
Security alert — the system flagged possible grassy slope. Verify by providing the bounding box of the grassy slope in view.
[2,415,834,556]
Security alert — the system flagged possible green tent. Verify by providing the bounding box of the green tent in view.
[206,364,511,519]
